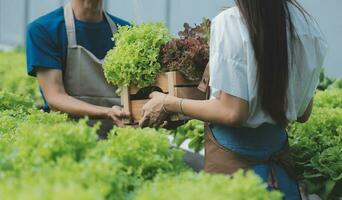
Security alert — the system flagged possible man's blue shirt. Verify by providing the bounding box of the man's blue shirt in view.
[27,7,130,76]
[26,7,130,109]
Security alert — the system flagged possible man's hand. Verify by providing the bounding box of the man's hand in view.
[106,106,130,127]
[139,92,171,128]
[37,69,131,126]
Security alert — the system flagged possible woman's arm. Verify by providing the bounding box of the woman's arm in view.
[37,69,130,127]
[140,91,249,128]
[297,99,313,123]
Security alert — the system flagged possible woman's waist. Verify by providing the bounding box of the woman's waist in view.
[210,123,288,158]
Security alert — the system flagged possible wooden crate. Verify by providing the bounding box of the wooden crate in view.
[121,71,206,124]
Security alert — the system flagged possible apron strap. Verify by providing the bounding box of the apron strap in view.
[104,12,118,35]
[63,2,118,47]
[64,2,77,47]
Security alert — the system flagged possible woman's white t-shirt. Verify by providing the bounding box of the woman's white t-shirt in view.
[209,5,328,128]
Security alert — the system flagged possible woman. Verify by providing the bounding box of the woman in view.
[140,0,327,199]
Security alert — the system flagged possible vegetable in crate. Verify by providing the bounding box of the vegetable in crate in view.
[103,23,171,89]
[160,19,211,81]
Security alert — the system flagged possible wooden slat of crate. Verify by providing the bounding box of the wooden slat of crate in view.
[173,87,206,100]
[128,72,201,95]
[130,99,149,121]
[129,73,169,95]
[122,71,204,124]
[167,71,200,86]
[128,89,205,123]
[121,86,130,114]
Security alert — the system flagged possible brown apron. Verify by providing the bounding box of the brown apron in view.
[198,65,297,189]
[63,3,120,137]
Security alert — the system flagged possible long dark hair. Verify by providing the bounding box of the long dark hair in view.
[235,0,307,127]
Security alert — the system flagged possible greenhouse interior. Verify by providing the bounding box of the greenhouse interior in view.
[0,0,341,200]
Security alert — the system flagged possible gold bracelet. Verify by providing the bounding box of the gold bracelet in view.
[162,94,170,114]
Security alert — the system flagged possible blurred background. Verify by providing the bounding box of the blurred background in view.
[0,0,341,77]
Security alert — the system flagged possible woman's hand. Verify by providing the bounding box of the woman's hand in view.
[140,90,249,128]
[106,106,130,127]
[139,92,172,128]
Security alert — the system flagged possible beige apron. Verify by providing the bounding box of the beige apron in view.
[198,64,296,190]
[63,3,120,138]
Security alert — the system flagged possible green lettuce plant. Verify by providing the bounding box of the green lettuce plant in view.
[0,52,40,102]
[0,90,34,112]
[170,120,205,153]
[0,157,135,200]
[103,23,171,90]
[0,119,99,178]
[314,89,342,109]
[134,170,283,200]
[92,127,188,181]
[288,107,342,199]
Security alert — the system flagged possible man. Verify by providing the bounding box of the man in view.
[26,0,130,135]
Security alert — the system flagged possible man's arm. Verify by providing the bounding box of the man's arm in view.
[36,68,129,127]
